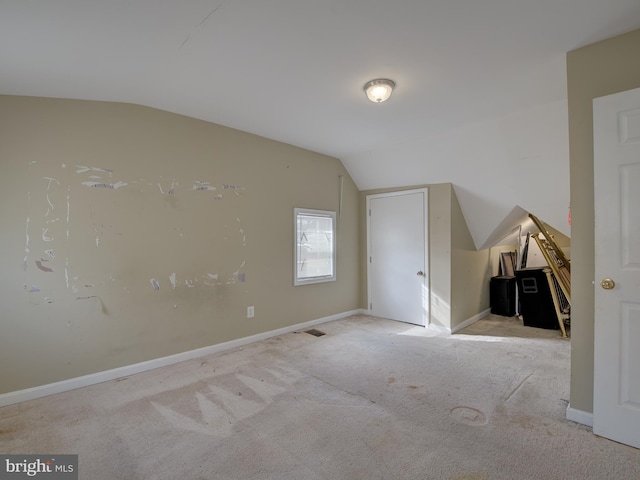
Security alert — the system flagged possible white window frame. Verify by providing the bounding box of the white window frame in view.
[294,208,337,286]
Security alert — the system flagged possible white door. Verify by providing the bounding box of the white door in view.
[593,87,640,449]
[367,189,428,326]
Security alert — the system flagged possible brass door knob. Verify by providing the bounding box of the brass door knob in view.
[600,278,615,290]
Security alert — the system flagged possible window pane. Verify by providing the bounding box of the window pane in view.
[294,209,336,285]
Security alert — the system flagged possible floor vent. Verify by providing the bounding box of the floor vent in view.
[305,329,326,337]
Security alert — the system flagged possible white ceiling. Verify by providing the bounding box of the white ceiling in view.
[2,1,640,247]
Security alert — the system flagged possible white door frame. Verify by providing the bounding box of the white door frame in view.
[366,188,429,326]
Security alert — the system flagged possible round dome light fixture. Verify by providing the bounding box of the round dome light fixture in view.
[363,78,395,103]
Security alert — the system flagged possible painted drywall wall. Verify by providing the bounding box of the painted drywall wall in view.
[450,186,491,329]
[360,183,489,330]
[343,99,570,250]
[428,184,453,330]
[0,95,360,394]
[566,28,640,414]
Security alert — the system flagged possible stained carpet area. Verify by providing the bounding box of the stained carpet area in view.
[1,314,639,479]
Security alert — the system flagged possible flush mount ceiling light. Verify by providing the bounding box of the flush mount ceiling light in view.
[363,78,395,103]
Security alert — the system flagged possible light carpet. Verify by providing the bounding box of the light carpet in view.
[1,314,639,479]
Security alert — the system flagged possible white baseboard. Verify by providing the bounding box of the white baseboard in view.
[451,308,491,334]
[566,405,594,427]
[0,309,362,408]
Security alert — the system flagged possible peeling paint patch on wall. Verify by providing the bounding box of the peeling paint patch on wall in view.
[76,166,113,175]
[223,184,245,197]
[43,177,59,215]
[24,215,30,255]
[23,161,250,306]
[92,222,103,247]
[158,179,177,195]
[82,181,128,190]
[66,189,71,240]
[237,218,247,246]
[192,181,216,191]
[41,227,53,242]
[35,260,53,273]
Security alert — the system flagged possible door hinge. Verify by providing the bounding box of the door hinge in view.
[369,256,372,263]
[370,303,372,310]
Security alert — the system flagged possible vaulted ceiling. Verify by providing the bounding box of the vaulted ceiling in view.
[2,1,639,247]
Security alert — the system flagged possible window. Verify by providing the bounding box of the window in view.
[294,208,336,286]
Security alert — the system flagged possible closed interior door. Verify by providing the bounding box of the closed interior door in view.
[367,189,428,326]
[593,86,640,449]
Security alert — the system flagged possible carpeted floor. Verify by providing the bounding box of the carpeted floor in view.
[1,314,639,479]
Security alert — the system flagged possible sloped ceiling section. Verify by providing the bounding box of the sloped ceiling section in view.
[343,99,572,248]
[1,1,639,248]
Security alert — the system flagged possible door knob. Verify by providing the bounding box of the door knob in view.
[600,278,615,290]
[417,271,424,276]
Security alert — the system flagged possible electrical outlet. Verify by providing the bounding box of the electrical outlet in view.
[247,306,255,318]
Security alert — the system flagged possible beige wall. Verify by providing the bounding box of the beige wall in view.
[450,188,491,329]
[360,183,490,330]
[0,95,360,394]
[428,183,453,329]
[567,28,640,413]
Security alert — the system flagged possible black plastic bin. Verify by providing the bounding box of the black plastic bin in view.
[515,268,559,330]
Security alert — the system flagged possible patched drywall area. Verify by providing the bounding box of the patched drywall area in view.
[21,164,249,305]
[0,96,360,394]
